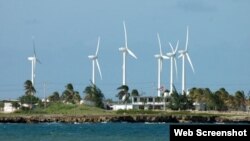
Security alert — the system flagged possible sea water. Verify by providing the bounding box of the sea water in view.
[0,122,170,141]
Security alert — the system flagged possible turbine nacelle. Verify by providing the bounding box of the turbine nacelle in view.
[154,54,162,58]
[178,50,187,54]
[88,55,97,60]
[166,52,175,57]
[119,47,127,52]
[28,57,35,61]
[154,54,168,59]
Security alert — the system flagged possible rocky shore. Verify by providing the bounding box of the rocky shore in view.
[0,114,249,123]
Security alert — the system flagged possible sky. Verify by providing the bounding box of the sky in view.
[0,0,250,100]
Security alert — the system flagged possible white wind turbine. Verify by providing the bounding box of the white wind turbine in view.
[119,21,137,85]
[28,36,41,88]
[167,40,179,94]
[178,26,195,95]
[88,36,102,85]
[154,33,169,97]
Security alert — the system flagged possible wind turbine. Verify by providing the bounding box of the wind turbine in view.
[178,26,195,95]
[154,33,169,97]
[167,40,179,94]
[88,36,102,85]
[119,21,137,85]
[28,36,41,89]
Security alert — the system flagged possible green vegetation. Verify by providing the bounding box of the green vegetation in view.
[116,109,162,115]
[61,83,81,104]
[13,102,114,115]
[48,91,60,102]
[116,85,140,103]
[83,83,105,108]
[2,80,249,119]
[116,85,130,103]
[188,87,248,111]
[19,95,40,106]
[24,80,36,95]
[0,101,4,109]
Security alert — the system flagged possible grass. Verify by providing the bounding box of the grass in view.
[8,103,115,116]
[1,103,249,120]
[115,109,219,117]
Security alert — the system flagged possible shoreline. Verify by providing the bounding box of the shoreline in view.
[0,114,250,124]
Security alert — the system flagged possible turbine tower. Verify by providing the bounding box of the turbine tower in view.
[28,36,41,88]
[88,36,102,85]
[119,21,137,85]
[178,26,195,95]
[154,33,168,97]
[167,40,179,94]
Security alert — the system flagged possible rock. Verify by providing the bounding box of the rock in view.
[0,114,249,123]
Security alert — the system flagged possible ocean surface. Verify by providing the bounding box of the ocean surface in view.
[0,122,169,141]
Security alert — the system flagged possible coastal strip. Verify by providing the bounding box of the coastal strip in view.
[0,115,249,123]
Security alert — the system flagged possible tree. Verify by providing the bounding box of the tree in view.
[167,90,180,110]
[116,85,130,103]
[0,101,4,109]
[11,101,20,109]
[131,89,139,96]
[24,80,36,96]
[167,88,193,110]
[214,90,227,111]
[83,83,104,108]
[19,95,40,109]
[188,88,206,103]
[234,91,246,111]
[18,80,40,110]
[48,91,60,102]
[179,93,193,110]
[61,83,81,104]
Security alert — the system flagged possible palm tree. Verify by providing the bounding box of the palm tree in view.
[48,91,60,102]
[83,83,104,108]
[235,91,246,111]
[116,85,130,103]
[24,80,36,96]
[18,80,40,110]
[61,83,81,104]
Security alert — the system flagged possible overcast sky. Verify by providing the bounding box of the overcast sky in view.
[0,0,250,100]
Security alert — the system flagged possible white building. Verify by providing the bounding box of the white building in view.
[111,96,167,110]
[3,100,19,113]
[111,104,133,110]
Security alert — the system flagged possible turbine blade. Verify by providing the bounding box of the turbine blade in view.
[157,33,162,55]
[186,53,195,73]
[95,59,102,79]
[36,58,42,64]
[178,54,183,58]
[174,40,179,54]
[127,48,137,59]
[162,55,169,59]
[32,36,36,56]
[185,26,189,51]
[168,42,174,53]
[123,21,128,48]
[32,36,41,64]
[95,36,100,56]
